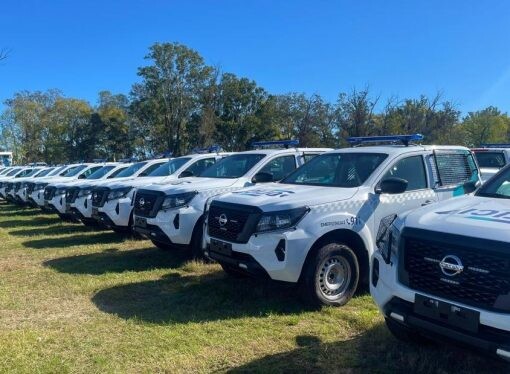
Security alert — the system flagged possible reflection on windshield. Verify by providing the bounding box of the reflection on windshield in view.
[63,165,87,177]
[115,162,147,178]
[200,154,265,179]
[283,152,388,187]
[477,167,510,199]
[149,158,191,177]
[86,166,116,180]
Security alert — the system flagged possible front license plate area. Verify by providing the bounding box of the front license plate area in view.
[414,294,480,333]
[134,217,147,228]
[210,239,232,256]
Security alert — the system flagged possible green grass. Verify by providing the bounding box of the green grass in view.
[0,201,507,373]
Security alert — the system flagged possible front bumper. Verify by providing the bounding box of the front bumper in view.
[371,251,510,359]
[137,206,200,246]
[47,193,67,214]
[30,190,46,207]
[204,227,312,283]
[70,195,93,218]
[96,197,132,228]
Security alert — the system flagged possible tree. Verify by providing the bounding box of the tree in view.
[458,107,509,147]
[336,87,379,141]
[132,42,215,155]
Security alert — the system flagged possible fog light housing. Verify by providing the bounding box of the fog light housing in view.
[173,214,180,229]
[274,239,286,262]
[372,258,380,287]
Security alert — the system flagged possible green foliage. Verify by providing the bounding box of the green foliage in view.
[1,42,508,162]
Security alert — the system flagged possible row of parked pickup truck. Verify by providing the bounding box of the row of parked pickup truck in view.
[1,137,509,362]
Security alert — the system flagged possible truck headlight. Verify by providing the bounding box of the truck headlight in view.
[107,187,132,201]
[255,207,309,233]
[78,188,92,197]
[376,214,401,264]
[161,191,197,210]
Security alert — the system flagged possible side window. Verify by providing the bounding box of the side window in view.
[107,167,127,178]
[82,166,101,178]
[303,153,319,163]
[185,158,216,176]
[432,150,478,187]
[382,156,427,191]
[259,155,297,181]
[140,162,165,177]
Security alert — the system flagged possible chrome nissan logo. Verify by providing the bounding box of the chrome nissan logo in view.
[439,255,464,277]
[139,197,145,207]
[218,213,228,226]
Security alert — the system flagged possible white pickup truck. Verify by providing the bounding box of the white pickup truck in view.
[204,135,481,307]
[371,163,510,362]
[133,142,330,257]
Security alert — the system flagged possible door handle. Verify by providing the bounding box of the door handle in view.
[421,200,434,206]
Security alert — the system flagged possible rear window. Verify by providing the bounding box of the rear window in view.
[432,150,478,187]
[473,151,506,169]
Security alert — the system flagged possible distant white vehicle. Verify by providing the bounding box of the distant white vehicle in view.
[133,141,331,257]
[472,144,510,182]
[0,151,13,167]
[91,150,230,234]
[371,163,510,362]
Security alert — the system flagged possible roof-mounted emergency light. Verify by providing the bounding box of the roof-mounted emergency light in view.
[347,134,424,147]
[252,140,299,149]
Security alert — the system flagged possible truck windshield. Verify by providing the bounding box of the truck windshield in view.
[474,151,506,169]
[63,165,87,177]
[200,154,266,179]
[23,168,42,177]
[115,162,147,178]
[149,157,191,177]
[86,166,116,179]
[477,166,510,199]
[283,152,388,187]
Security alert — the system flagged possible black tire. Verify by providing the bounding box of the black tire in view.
[151,239,174,251]
[220,263,247,278]
[190,217,205,260]
[385,317,429,344]
[81,219,100,228]
[300,242,359,307]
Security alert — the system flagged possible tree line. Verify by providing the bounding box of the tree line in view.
[1,42,509,164]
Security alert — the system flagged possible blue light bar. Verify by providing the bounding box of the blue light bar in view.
[347,134,424,146]
[480,143,510,148]
[192,145,223,154]
[252,140,300,149]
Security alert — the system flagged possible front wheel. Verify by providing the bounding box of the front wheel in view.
[300,243,359,307]
[151,239,175,251]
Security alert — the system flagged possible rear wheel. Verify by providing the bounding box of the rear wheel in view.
[300,242,359,307]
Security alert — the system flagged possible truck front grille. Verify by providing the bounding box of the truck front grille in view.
[133,190,164,218]
[207,202,261,244]
[44,186,56,200]
[92,188,109,207]
[400,228,510,313]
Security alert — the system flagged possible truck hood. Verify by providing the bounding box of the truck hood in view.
[403,195,510,243]
[143,177,238,194]
[105,176,173,190]
[212,184,359,212]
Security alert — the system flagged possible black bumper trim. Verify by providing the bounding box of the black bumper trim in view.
[207,245,270,279]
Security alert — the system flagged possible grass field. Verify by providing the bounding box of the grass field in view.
[0,200,508,373]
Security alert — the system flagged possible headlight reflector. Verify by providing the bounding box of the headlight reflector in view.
[160,191,197,210]
[107,187,132,201]
[255,207,309,233]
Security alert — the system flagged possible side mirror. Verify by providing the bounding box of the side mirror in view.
[179,170,194,178]
[78,174,86,179]
[251,172,273,184]
[462,180,478,194]
[375,177,408,194]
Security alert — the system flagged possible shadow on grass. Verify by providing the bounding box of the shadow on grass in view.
[0,208,41,217]
[10,224,96,237]
[229,330,509,373]
[0,216,62,229]
[44,247,189,274]
[22,231,123,249]
[92,272,310,324]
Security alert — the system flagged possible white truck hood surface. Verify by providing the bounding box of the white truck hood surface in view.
[143,177,239,194]
[45,177,80,186]
[402,195,510,243]
[104,176,177,190]
[211,184,359,212]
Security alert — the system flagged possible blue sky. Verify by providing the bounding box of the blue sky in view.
[1,0,509,113]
